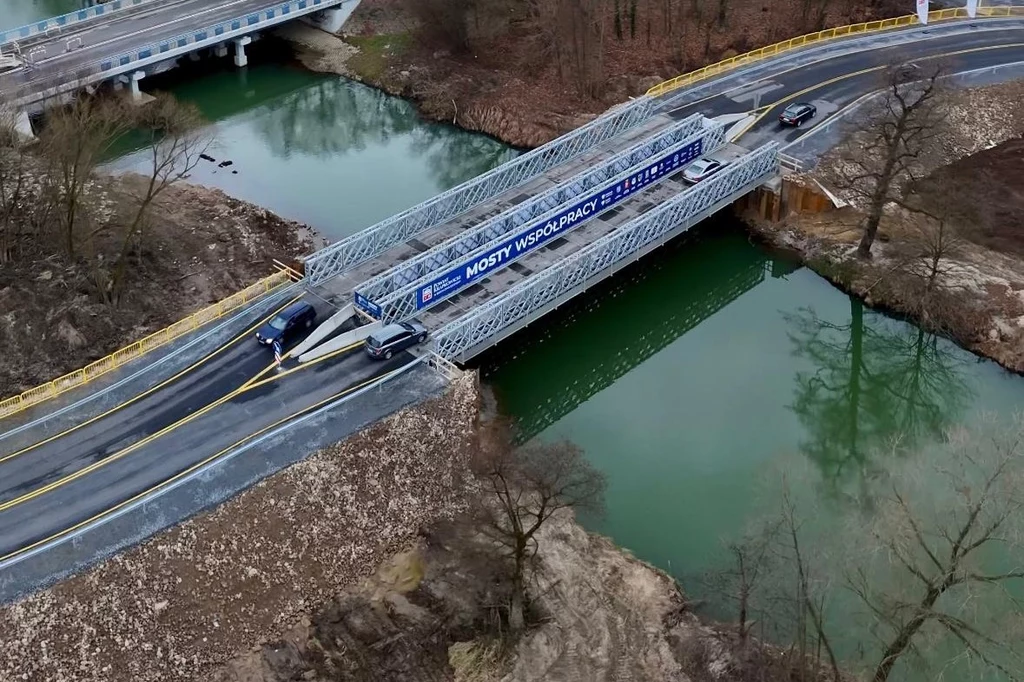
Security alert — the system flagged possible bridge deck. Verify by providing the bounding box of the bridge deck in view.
[416,142,750,331]
[313,113,743,324]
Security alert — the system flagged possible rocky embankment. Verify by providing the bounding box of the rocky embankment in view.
[0,375,768,682]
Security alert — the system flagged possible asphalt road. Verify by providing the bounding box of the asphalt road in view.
[0,296,414,560]
[663,26,1024,150]
[0,0,288,93]
[2,20,1024,565]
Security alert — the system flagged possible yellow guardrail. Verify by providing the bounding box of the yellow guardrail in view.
[0,270,293,420]
[646,6,1023,98]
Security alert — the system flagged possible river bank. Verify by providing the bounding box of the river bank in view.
[0,162,322,396]
[746,80,1024,373]
[282,0,904,147]
[0,374,805,682]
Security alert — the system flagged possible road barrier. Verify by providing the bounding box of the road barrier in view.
[0,0,155,48]
[0,271,292,420]
[646,6,1024,98]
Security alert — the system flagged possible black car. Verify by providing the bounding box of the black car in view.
[255,301,316,346]
[365,321,428,360]
[778,102,816,127]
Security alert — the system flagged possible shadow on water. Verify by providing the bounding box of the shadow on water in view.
[478,216,774,441]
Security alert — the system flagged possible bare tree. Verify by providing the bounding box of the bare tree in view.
[37,97,133,259]
[830,61,947,259]
[106,93,211,303]
[899,183,969,296]
[0,110,33,262]
[705,520,783,649]
[845,418,1024,682]
[472,421,606,631]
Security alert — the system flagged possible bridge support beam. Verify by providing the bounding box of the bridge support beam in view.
[214,43,229,59]
[233,36,252,68]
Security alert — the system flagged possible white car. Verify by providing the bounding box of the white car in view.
[683,158,727,184]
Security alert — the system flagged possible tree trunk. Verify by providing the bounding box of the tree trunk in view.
[510,536,527,631]
[872,587,940,682]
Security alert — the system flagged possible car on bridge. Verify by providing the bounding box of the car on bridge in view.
[683,157,728,184]
[365,321,428,360]
[778,102,817,127]
[255,301,317,347]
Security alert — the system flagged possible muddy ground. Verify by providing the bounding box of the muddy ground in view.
[0,375,478,682]
[0,171,319,398]
[283,0,904,147]
[748,80,1024,373]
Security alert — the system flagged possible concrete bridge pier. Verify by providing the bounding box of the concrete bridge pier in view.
[214,43,229,58]
[115,70,147,101]
[233,36,252,68]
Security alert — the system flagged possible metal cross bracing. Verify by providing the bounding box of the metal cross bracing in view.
[432,142,781,362]
[302,97,658,285]
[366,119,729,324]
[355,113,712,306]
[512,258,769,442]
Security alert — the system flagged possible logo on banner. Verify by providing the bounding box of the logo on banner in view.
[421,286,433,303]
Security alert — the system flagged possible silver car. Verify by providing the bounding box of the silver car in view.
[683,157,727,184]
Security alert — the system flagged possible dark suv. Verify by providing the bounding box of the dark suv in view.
[365,321,428,360]
[255,301,316,347]
[778,102,816,127]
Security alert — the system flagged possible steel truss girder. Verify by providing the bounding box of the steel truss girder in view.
[357,113,710,305]
[371,120,729,324]
[432,143,781,361]
[303,98,658,285]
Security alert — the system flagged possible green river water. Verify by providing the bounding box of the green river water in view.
[6,4,1024,677]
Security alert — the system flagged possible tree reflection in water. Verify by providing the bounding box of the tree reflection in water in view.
[254,77,515,187]
[786,299,973,500]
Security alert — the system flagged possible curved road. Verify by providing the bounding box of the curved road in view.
[1,19,1023,567]
[662,26,1024,148]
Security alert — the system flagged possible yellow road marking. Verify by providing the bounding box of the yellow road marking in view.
[0,367,401,564]
[720,42,1024,141]
[0,338,366,513]
[0,294,304,467]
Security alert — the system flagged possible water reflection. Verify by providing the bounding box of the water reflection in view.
[253,78,517,180]
[787,301,973,495]
[483,228,772,441]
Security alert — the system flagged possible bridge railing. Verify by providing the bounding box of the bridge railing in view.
[304,98,658,286]
[646,6,1024,98]
[433,143,781,362]
[0,271,292,420]
[354,113,710,305]
[367,117,729,324]
[5,0,349,108]
[0,0,154,48]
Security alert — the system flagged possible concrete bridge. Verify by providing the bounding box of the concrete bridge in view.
[0,0,361,132]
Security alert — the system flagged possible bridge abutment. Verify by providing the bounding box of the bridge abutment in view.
[13,109,34,139]
[233,37,252,68]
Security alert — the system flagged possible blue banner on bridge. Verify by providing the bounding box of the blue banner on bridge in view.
[412,137,704,310]
[355,292,382,318]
